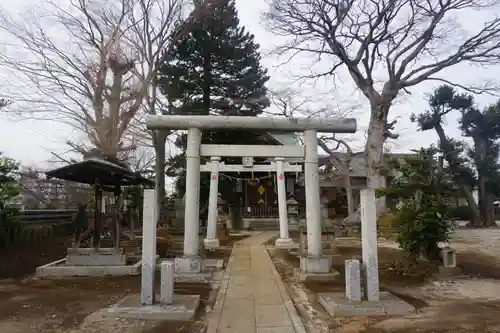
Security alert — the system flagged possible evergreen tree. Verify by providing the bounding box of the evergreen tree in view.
[156,0,270,226]
[460,100,500,226]
[412,85,500,227]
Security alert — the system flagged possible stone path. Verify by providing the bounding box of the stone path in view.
[207,231,306,333]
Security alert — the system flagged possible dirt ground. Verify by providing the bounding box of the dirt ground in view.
[0,233,244,333]
[268,228,500,333]
[0,231,72,279]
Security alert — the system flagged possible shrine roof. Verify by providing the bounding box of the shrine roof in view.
[45,157,154,189]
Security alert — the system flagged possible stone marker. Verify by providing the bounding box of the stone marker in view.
[345,259,361,302]
[442,247,457,268]
[360,189,380,302]
[160,261,175,305]
[141,188,157,305]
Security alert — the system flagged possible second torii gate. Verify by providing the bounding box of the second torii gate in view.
[200,157,302,248]
[141,115,357,305]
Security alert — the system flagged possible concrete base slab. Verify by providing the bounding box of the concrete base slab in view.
[294,268,339,282]
[175,256,204,274]
[66,247,127,266]
[204,238,220,249]
[204,259,224,269]
[104,293,200,321]
[300,255,332,273]
[174,271,212,283]
[275,238,297,249]
[318,291,415,317]
[36,258,141,277]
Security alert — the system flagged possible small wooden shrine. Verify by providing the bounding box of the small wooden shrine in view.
[45,154,153,266]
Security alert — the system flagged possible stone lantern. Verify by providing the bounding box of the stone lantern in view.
[287,193,299,231]
[217,193,225,214]
[173,196,185,229]
[321,194,333,227]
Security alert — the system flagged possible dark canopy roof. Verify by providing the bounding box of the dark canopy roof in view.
[45,157,154,189]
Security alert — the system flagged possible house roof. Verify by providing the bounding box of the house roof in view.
[260,132,414,176]
[263,132,302,163]
[318,152,414,177]
[266,132,301,146]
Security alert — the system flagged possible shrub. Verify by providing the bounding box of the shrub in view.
[378,148,455,262]
[394,197,453,261]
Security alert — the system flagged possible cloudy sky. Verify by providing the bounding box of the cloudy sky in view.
[0,0,499,169]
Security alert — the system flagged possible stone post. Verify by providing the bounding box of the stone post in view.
[360,189,380,301]
[175,127,204,274]
[345,259,361,301]
[205,156,220,249]
[160,261,175,305]
[275,157,294,248]
[141,188,157,305]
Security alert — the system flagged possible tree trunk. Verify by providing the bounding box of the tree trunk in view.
[474,138,495,227]
[434,124,482,226]
[365,110,387,215]
[154,131,166,226]
[485,193,496,227]
[344,174,354,216]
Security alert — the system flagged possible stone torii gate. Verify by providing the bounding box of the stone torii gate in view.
[142,115,356,304]
[200,155,303,249]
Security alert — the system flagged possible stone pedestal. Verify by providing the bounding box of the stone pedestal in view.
[121,240,140,255]
[299,229,336,256]
[300,256,332,273]
[300,255,332,273]
[174,255,204,274]
[296,255,339,282]
[275,237,296,249]
[204,238,220,249]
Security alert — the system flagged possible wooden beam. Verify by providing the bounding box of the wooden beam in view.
[200,144,305,158]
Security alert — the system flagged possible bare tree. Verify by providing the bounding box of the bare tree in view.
[0,0,190,157]
[268,88,358,216]
[0,98,10,109]
[263,0,500,212]
[17,167,91,208]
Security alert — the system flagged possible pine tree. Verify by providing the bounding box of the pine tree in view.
[156,0,270,227]
[157,0,269,119]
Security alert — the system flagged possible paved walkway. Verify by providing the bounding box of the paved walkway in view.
[207,232,305,333]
